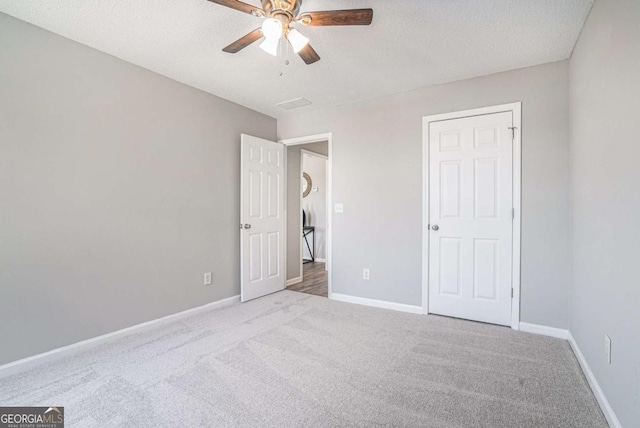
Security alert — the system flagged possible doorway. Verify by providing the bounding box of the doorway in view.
[422,104,522,329]
[281,133,333,298]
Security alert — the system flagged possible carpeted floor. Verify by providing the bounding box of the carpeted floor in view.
[0,291,607,427]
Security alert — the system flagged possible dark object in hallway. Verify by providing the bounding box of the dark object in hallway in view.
[303,226,315,264]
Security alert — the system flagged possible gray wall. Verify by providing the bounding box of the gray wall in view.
[568,0,640,425]
[0,14,276,365]
[286,141,328,280]
[278,61,571,328]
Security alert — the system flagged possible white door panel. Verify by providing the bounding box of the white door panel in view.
[241,134,285,302]
[428,112,513,326]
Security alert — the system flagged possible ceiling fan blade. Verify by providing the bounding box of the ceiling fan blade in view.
[297,9,373,26]
[298,44,321,65]
[206,0,264,16]
[222,28,263,53]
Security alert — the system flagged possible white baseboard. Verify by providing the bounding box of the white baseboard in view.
[0,294,240,378]
[286,276,302,286]
[314,258,326,263]
[519,322,569,340]
[330,293,423,314]
[568,333,622,428]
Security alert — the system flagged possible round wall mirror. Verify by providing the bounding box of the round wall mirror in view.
[302,172,312,198]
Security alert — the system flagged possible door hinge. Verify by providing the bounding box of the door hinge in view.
[508,126,517,140]
[511,288,514,298]
[512,208,515,219]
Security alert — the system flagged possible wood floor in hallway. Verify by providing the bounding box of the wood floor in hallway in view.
[287,262,328,297]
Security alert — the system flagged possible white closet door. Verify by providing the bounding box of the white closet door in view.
[428,112,513,326]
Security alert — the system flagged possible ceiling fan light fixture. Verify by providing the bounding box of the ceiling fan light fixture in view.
[261,18,283,40]
[259,37,280,56]
[287,28,309,53]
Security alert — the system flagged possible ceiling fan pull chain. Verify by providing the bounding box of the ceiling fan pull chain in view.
[278,39,292,77]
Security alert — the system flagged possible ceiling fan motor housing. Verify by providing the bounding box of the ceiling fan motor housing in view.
[261,0,301,24]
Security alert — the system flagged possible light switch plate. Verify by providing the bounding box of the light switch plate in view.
[204,272,212,286]
[335,203,344,213]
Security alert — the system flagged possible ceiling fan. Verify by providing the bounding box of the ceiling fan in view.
[207,0,373,64]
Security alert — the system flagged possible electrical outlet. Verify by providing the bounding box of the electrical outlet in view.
[634,366,640,408]
[204,272,212,286]
[634,367,640,408]
[604,335,611,364]
[362,268,370,280]
[335,203,344,213]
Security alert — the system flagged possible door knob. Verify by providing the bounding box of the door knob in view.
[244,224,251,229]
[431,224,439,231]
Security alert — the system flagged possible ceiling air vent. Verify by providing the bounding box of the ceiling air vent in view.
[276,97,312,110]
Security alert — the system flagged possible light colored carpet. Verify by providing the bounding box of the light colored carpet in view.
[0,291,606,427]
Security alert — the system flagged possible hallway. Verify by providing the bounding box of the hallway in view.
[287,262,328,297]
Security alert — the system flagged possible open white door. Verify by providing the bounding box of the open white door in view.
[240,134,285,302]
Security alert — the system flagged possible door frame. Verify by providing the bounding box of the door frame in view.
[421,103,522,329]
[280,133,333,297]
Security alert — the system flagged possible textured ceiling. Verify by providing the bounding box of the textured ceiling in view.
[0,0,593,119]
